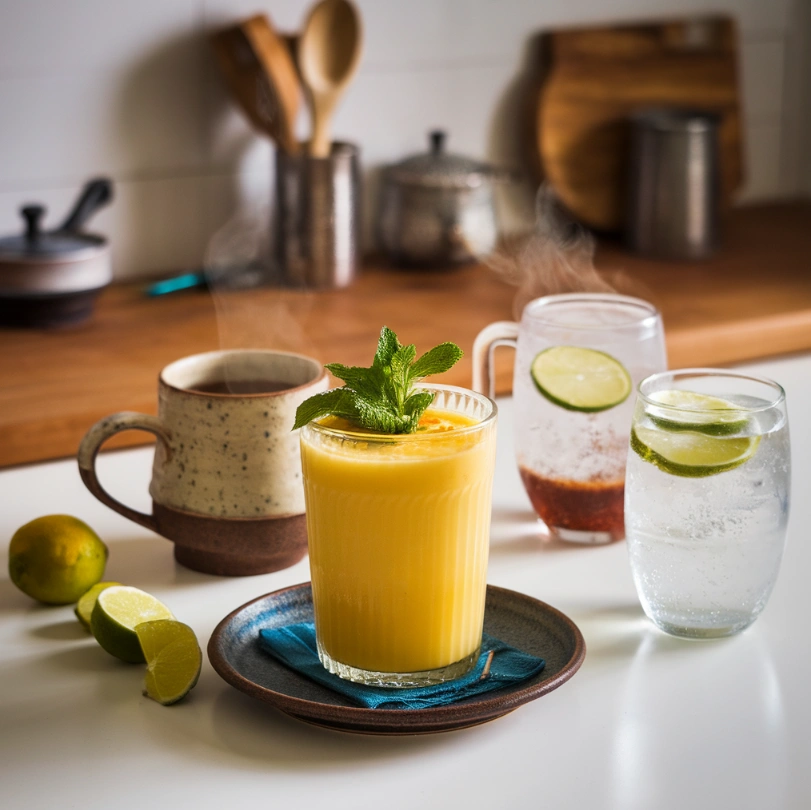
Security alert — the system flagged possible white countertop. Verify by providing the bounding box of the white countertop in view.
[2,354,810,810]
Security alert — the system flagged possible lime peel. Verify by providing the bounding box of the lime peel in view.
[631,425,761,478]
[530,346,632,413]
[646,390,749,436]
[8,515,108,605]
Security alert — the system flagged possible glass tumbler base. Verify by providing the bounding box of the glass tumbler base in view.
[552,526,617,545]
[317,641,480,688]
[650,615,755,640]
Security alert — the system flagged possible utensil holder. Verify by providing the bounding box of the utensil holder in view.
[274,142,361,288]
[626,108,721,260]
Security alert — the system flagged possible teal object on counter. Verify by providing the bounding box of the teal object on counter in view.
[144,272,206,296]
[257,622,545,710]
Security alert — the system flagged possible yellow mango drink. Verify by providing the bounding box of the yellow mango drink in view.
[301,384,497,686]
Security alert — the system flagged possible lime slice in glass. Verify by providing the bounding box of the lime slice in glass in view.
[90,586,174,663]
[530,346,632,412]
[74,581,121,630]
[646,390,748,436]
[136,620,202,706]
[631,425,761,477]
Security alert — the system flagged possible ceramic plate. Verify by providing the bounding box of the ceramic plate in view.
[208,582,586,735]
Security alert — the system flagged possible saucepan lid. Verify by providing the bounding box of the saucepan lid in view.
[386,130,499,189]
[0,178,112,264]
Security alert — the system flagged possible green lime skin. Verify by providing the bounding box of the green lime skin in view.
[630,428,761,478]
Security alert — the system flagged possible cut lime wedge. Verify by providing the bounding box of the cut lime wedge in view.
[631,425,761,477]
[90,586,174,663]
[646,390,749,436]
[530,346,632,413]
[75,581,122,630]
[136,620,202,706]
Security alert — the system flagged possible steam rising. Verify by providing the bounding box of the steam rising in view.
[202,207,315,385]
[488,185,620,319]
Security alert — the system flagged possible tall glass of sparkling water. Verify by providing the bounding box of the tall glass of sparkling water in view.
[474,293,667,543]
[626,370,790,638]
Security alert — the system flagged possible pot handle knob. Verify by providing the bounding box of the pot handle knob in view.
[429,129,446,154]
[21,205,45,241]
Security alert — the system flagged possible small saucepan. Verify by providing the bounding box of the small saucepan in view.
[376,131,507,269]
[0,178,113,328]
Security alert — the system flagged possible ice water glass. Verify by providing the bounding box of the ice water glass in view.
[625,369,791,638]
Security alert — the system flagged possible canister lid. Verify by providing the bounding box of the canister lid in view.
[387,130,494,189]
[630,107,721,133]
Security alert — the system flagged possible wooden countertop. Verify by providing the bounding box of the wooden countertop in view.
[1,201,810,468]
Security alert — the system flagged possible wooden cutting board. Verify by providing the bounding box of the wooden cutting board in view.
[536,17,744,232]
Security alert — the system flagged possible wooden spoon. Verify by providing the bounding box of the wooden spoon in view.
[298,0,363,158]
[210,14,301,154]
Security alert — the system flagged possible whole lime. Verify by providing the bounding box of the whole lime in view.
[8,515,109,605]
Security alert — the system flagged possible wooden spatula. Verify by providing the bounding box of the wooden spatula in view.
[210,14,301,154]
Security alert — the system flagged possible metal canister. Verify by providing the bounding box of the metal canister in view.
[626,108,721,260]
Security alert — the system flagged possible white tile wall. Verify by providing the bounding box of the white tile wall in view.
[0,0,807,280]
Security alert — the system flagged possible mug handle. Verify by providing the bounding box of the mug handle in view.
[77,412,172,532]
[472,321,520,399]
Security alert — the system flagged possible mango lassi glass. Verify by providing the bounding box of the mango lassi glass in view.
[300,384,498,687]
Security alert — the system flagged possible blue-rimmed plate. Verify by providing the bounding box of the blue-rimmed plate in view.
[208,582,585,735]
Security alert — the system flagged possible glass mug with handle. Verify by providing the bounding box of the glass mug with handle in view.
[473,293,667,543]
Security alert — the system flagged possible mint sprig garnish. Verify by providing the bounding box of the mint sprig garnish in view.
[293,327,463,434]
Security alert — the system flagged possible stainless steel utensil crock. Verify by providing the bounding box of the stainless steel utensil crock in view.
[626,108,721,260]
[377,131,500,268]
[275,141,361,288]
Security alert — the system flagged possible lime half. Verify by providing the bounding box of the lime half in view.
[136,620,202,706]
[646,390,749,436]
[90,586,174,663]
[631,425,760,477]
[530,346,632,412]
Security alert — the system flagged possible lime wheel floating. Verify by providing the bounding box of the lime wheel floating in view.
[631,424,760,478]
[645,389,748,436]
[530,346,632,413]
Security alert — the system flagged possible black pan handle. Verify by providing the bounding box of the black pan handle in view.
[58,178,113,233]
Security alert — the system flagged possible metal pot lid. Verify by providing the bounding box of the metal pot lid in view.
[0,179,112,263]
[387,130,494,189]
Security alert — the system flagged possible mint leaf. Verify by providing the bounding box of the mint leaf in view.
[293,326,463,434]
[389,343,416,412]
[325,362,386,404]
[410,342,464,380]
[404,390,435,431]
[352,397,404,434]
[292,389,358,430]
[373,326,399,369]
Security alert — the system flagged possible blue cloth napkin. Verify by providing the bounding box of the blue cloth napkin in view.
[258,622,545,710]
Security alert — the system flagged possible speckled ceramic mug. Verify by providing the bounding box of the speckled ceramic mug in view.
[78,350,328,575]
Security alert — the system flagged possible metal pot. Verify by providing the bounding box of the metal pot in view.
[0,178,113,328]
[377,131,501,268]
